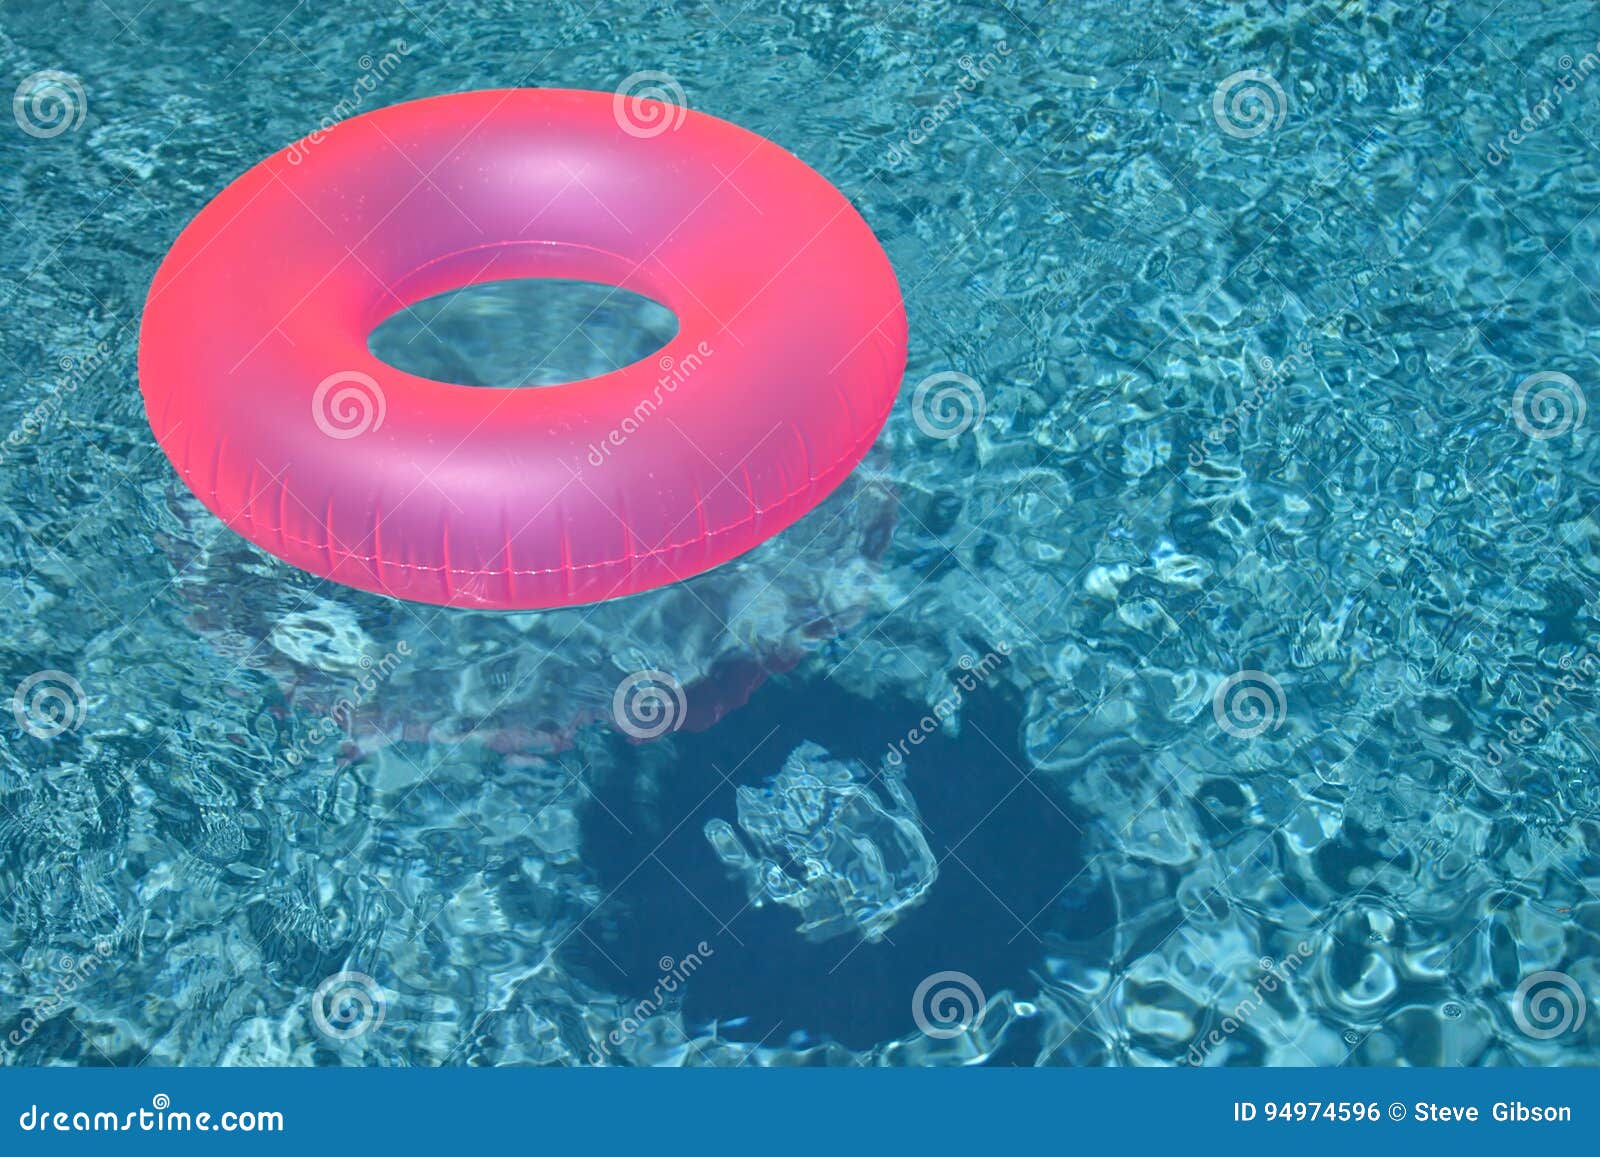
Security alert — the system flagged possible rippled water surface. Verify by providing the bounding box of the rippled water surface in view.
[3,0,1600,1066]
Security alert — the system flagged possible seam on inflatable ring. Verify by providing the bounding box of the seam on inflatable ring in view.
[165,399,892,581]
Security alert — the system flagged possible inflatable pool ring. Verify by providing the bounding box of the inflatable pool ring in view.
[139,88,906,610]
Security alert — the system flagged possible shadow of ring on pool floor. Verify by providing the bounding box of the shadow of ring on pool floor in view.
[570,665,1098,1056]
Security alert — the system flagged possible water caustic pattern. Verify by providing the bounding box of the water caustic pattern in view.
[704,741,938,944]
[2,0,1599,1066]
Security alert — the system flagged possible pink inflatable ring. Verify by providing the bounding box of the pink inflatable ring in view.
[139,88,906,609]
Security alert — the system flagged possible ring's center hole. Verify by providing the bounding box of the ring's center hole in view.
[367,277,679,388]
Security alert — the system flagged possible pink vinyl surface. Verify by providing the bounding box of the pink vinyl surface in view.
[138,88,907,609]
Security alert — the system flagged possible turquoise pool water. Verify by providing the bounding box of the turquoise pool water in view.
[2,0,1599,1065]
